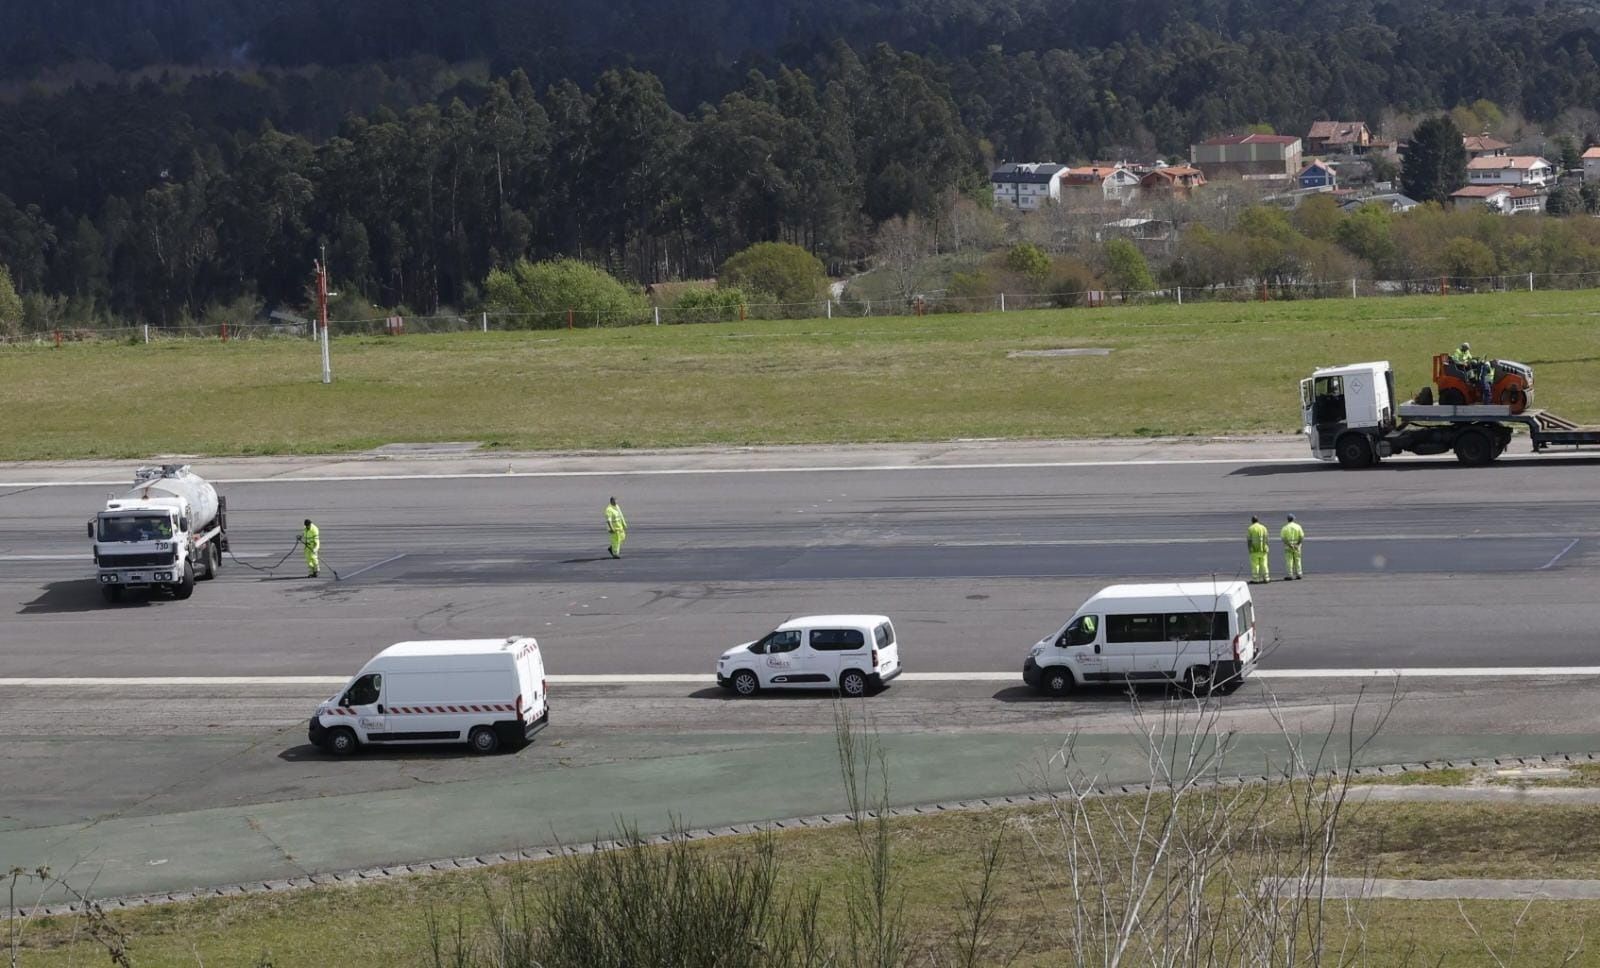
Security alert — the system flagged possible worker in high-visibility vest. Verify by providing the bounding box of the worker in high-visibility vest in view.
[1247,516,1270,584]
[1280,514,1305,581]
[605,497,628,559]
[301,519,321,578]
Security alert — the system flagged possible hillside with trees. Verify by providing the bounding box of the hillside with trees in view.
[3,0,1600,326]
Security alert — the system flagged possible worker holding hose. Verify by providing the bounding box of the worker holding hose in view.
[301,519,320,578]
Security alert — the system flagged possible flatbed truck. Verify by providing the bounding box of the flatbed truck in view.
[1302,361,1600,467]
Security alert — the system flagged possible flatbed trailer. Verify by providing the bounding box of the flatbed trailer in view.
[1384,405,1600,465]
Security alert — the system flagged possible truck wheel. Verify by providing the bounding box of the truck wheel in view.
[1335,434,1374,469]
[326,727,359,756]
[174,561,195,600]
[101,586,123,603]
[1454,430,1495,466]
[1439,387,1467,406]
[1038,666,1075,697]
[468,725,500,754]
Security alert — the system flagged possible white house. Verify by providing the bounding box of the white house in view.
[990,163,1069,210]
[1465,155,1555,188]
[1450,185,1543,214]
[1584,146,1600,182]
[1062,164,1141,201]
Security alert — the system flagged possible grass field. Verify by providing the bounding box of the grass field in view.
[13,774,1600,967]
[3,292,1600,461]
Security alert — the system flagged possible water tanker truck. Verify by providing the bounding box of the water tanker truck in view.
[87,465,228,602]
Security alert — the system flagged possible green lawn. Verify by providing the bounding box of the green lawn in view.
[3,292,1599,460]
[13,782,1600,966]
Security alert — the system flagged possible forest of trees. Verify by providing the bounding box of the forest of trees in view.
[4,0,1600,325]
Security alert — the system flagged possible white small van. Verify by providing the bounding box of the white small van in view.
[1023,582,1256,696]
[717,614,902,697]
[309,637,550,755]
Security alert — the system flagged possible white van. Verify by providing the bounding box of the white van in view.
[1023,582,1256,696]
[717,614,902,698]
[309,637,550,755]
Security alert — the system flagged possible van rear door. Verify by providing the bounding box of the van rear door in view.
[872,621,899,676]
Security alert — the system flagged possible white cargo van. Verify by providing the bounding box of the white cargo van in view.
[717,614,902,697]
[1023,582,1256,696]
[309,637,550,755]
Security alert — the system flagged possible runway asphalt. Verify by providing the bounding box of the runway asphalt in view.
[3,437,1600,903]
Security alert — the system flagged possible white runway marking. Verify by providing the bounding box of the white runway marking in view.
[0,552,273,561]
[0,456,1318,488]
[1540,538,1581,570]
[337,553,407,581]
[5,668,1600,688]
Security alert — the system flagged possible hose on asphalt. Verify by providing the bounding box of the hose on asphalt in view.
[225,536,342,580]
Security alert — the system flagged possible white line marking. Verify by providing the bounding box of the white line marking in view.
[338,553,407,581]
[0,456,1316,488]
[0,552,273,562]
[6,668,1600,688]
[1540,538,1580,570]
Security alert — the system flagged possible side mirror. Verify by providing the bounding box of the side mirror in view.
[340,693,353,707]
[86,521,94,539]
[179,516,189,532]
[1056,632,1070,648]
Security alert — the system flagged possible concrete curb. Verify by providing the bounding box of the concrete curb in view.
[11,749,1600,920]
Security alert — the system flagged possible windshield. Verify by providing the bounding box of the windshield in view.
[99,514,174,542]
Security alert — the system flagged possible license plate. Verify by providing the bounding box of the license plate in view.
[128,573,146,582]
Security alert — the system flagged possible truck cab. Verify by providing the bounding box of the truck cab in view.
[92,499,190,601]
[1302,361,1396,466]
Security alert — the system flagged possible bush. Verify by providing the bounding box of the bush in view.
[485,258,645,328]
[1003,242,1051,289]
[1047,257,1101,307]
[718,242,827,306]
[669,286,754,323]
[1103,238,1156,296]
[0,264,21,338]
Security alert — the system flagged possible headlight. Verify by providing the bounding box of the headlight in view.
[1029,646,1044,657]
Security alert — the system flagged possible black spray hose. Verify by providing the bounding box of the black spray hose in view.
[224,536,342,580]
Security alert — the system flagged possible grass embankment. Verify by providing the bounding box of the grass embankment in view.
[14,773,1600,966]
[3,292,1599,461]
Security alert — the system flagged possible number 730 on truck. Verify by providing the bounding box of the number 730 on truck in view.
[1303,354,1600,467]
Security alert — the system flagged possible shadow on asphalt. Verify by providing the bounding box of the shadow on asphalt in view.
[560,555,621,564]
[18,580,151,613]
[687,686,904,702]
[279,742,533,762]
[1231,455,1600,476]
[991,685,1141,705]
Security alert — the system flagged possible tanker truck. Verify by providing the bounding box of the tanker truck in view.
[87,465,229,602]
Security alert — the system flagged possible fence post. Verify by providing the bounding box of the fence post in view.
[826,300,831,319]
[653,306,660,326]
[1000,293,1006,312]
[482,311,488,333]
[142,324,149,343]
[1529,271,1535,292]
[1440,276,1448,296]
[54,329,61,348]
[865,299,871,317]
[1176,285,1182,306]
[740,304,746,321]
[221,322,228,342]
[567,308,573,330]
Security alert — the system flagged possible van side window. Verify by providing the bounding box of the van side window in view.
[1063,615,1098,646]
[1106,614,1165,643]
[344,673,381,706]
[765,630,802,654]
[1165,612,1228,641]
[811,629,866,651]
